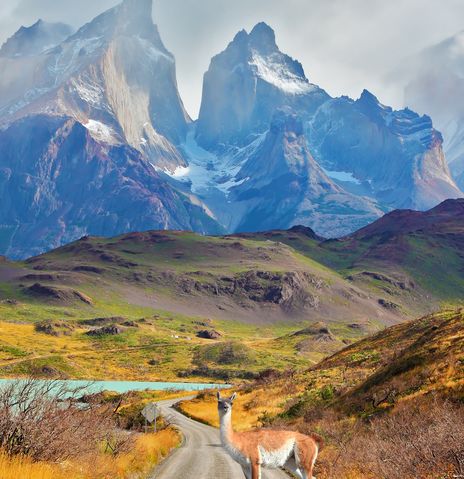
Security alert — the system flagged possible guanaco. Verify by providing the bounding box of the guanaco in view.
[217,392,322,479]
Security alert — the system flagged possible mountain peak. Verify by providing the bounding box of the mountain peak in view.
[249,22,277,50]
[71,0,157,42]
[358,89,380,105]
[0,19,73,58]
[118,0,153,18]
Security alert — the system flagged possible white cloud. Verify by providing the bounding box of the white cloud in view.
[1,0,464,118]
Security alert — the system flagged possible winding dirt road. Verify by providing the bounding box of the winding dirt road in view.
[152,398,289,479]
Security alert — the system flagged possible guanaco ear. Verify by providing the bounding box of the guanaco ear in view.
[230,392,237,402]
[216,391,221,401]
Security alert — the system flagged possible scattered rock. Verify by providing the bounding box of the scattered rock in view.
[81,316,126,327]
[25,283,93,305]
[378,299,400,311]
[1,299,19,306]
[86,325,125,337]
[196,329,222,340]
[35,320,74,336]
[72,265,104,274]
[193,320,212,328]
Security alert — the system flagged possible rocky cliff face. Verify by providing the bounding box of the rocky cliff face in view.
[308,90,462,210]
[0,115,220,259]
[402,31,464,190]
[230,110,382,235]
[0,0,189,171]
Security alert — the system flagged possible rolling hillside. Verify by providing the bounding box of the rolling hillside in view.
[0,199,462,380]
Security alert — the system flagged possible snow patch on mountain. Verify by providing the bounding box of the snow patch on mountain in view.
[84,119,117,144]
[250,52,315,94]
[322,168,361,185]
[167,129,259,197]
[70,75,105,107]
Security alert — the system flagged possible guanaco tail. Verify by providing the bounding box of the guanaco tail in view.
[217,392,322,479]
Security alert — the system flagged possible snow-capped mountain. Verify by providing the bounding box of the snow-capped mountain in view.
[0,0,189,171]
[196,22,329,149]
[182,24,461,234]
[0,19,73,58]
[401,31,464,190]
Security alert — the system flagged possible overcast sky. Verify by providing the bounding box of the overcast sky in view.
[1,0,463,118]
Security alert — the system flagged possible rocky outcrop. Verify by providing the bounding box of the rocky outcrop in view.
[86,325,125,336]
[25,283,92,305]
[196,330,222,340]
[165,268,324,312]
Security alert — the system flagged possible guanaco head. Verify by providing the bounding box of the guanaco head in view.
[217,391,236,417]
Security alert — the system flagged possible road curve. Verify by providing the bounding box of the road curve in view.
[151,398,289,479]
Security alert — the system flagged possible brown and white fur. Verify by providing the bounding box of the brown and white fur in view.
[217,392,322,479]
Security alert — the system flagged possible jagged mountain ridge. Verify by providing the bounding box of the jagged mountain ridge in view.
[192,24,461,215]
[0,19,73,58]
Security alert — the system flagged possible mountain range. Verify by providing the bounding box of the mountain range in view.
[0,0,462,259]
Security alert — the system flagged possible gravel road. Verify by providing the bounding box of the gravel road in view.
[151,398,289,479]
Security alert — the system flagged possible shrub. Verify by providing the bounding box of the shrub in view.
[0,379,121,462]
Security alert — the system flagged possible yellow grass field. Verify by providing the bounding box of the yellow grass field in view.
[0,429,180,479]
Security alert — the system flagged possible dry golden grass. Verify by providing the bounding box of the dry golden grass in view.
[0,428,180,479]
[177,383,304,431]
[75,429,180,479]
[0,452,67,479]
